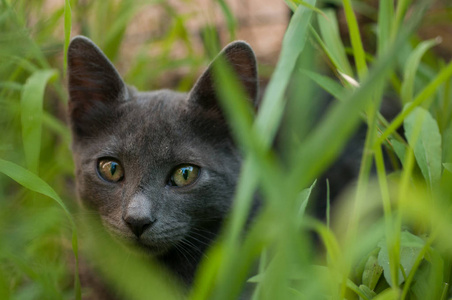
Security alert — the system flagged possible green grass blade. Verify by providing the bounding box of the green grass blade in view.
[392,0,412,39]
[301,70,346,100]
[0,81,22,91]
[318,9,353,76]
[284,0,297,12]
[216,0,236,40]
[377,0,393,55]
[20,69,58,173]
[103,1,142,61]
[296,180,316,220]
[291,0,327,17]
[64,0,72,74]
[342,0,368,80]
[256,0,316,146]
[401,38,441,104]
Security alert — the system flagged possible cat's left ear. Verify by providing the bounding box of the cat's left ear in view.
[189,41,259,111]
[67,36,128,136]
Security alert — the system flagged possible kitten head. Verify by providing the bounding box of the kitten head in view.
[67,36,258,256]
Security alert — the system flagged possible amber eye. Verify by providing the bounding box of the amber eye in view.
[97,158,124,182]
[169,165,200,187]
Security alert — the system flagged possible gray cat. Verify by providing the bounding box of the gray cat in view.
[67,36,259,285]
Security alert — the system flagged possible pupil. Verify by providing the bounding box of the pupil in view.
[182,168,189,180]
[110,163,117,176]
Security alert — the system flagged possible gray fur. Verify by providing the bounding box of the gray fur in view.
[67,36,258,284]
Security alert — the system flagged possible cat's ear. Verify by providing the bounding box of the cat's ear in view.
[189,41,259,111]
[67,36,128,135]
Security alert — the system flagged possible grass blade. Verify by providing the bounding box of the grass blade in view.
[401,38,441,104]
[216,0,236,40]
[256,0,317,146]
[0,158,81,299]
[317,9,353,76]
[377,0,393,55]
[103,1,142,61]
[63,0,72,74]
[20,69,58,174]
[342,0,368,79]
[301,69,346,100]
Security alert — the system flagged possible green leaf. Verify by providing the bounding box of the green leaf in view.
[443,163,452,173]
[359,285,377,299]
[404,106,442,187]
[296,179,316,219]
[378,231,425,287]
[362,253,383,290]
[373,288,399,300]
[401,38,441,104]
[20,69,58,173]
[410,248,444,300]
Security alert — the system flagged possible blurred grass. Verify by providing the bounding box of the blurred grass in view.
[1,0,452,299]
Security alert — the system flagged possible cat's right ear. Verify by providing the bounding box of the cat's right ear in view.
[189,41,259,113]
[67,36,128,136]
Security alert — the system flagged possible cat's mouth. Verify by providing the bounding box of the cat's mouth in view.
[129,231,187,257]
[132,238,171,256]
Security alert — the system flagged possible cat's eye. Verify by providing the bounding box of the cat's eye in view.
[97,158,124,182]
[169,165,200,187]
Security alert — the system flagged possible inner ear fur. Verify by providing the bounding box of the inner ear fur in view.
[189,41,259,111]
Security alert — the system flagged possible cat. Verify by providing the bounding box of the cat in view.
[67,36,259,287]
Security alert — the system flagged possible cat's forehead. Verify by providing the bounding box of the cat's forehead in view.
[118,90,184,128]
[114,90,200,160]
[126,89,187,115]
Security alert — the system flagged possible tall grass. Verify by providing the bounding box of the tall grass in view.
[1,0,452,299]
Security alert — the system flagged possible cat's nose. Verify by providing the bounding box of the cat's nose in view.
[124,215,156,238]
[123,193,155,238]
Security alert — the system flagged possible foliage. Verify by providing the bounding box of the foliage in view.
[1,0,452,299]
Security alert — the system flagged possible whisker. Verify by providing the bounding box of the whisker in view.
[175,240,198,263]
